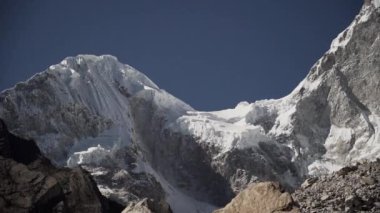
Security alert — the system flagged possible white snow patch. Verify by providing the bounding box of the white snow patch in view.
[324,126,354,157]
[330,27,353,53]
[134,160,217,213]
[373,0,380,8]
[90,167,109,176]
[76,57,83,64]
[60,59,68,66]
[209,101,253,121]
[172,102,272,153]
[307,125,354,175]
[308,160,343,176]
[67,144,111,167]
[143,85,155,91]
[351,115,380,161]
[359,9,371,23]
[308,114,380,176]
[69,68,80,78]
[269,106,296,136]
[98,185,133,205]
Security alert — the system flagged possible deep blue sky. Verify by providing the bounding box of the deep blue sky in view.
[0,0,362,110]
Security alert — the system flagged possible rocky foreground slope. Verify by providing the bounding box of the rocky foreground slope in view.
[0,0,379,212]
[0,119,124,213]
[293,159,380,212]
[215,159,380,213]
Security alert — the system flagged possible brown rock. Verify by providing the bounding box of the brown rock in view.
[0,156,63,212]
[122,198,172,213]
[360,176,377,185]
[122,199,153,213]
[214,182,299,213]
[0,119,117,213]
[320,194,330,201]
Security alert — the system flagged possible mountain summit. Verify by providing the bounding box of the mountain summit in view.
[0,1,379,212]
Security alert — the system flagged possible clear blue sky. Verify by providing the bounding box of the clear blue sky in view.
[0,0,362,110]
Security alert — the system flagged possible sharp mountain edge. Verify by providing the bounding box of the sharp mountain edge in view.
[0,1,379,212]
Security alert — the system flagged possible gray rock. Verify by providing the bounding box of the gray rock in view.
[293,160,380,212]
[360,176,377,185]
[301,177,319,189]
[321,194,330,201]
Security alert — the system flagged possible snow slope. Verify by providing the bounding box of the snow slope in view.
[168,0,380,180]
[0,55,206,212]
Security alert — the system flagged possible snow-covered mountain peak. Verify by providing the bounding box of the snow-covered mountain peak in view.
[169,0,380,186]
[0,1,379,212]
[0,54,192,164]
[51,54,159,95]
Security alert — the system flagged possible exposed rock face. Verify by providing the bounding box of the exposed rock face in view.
[122,200,152,213]
[122,198,172,213]
[83,164,169,210]
[293,159,380,212]
[213,182,299,213]
[0,119,120,213]
[0,156,63,213]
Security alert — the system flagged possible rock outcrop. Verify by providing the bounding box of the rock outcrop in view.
[122,198,172,213]
[0,119,122,213]
[214,182,299,213]
[293,159,380,212]
[215,159,380,213]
